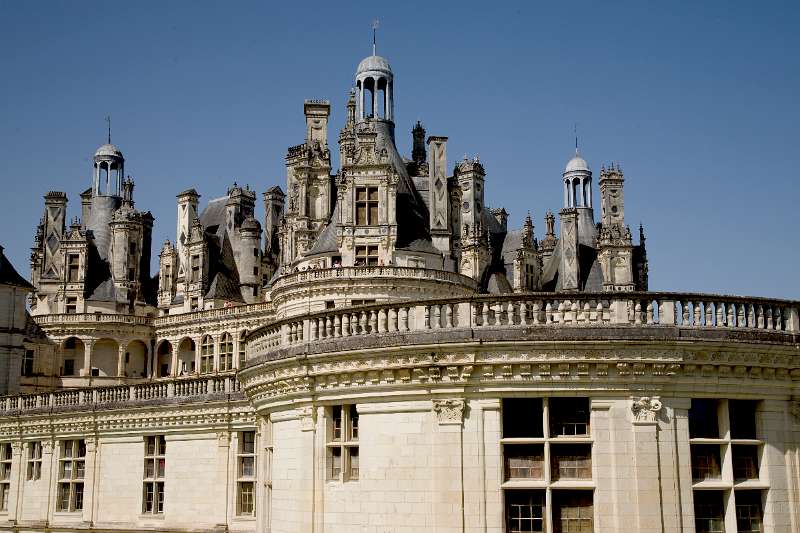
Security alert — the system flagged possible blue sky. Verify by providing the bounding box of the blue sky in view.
[1,0,797,298]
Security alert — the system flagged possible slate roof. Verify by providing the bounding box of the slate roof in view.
[0,246,33,289]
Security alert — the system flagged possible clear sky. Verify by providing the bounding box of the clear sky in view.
[1,0,797,299]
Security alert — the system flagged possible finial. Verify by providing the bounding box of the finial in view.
[574,123,579,156]
[372,19,380,55]
[105,115,112,144]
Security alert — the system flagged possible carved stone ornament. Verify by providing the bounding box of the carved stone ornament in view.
[432,399,465,425]
[790,399,800,424]
[631,396,662,423]
[298,406,316,432]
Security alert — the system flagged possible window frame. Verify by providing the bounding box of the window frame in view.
[26,441,42,481]
[56,439,85,513]
[236,431,256,516]
[355,186,379,226]
[142,435,165,515]
[327,405,359,482]
[200,335,215,374]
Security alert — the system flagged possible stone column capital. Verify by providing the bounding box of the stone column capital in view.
[432,398,466,425]
[631,395,663,425]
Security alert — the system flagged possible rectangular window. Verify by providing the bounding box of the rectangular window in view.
[327,405,359,481]
[128,267,136,281]
[694,491,725,533]
[26,441,42,481]
[63,359,75,376]
[691,445,722,482]
[735,491,763,533]
[354,245,378,267]
[22,349,34,376]
[551,444,592,480]
[190,255,200,283]
[0,443,11,511]
[355,186,379,225]
[729,400,758,439]
[525,263,537,290]
[57,439,85,512]
[503,398,544,438]
[129,241,137,255]
[732,445,759,481]
[65,297,77,314]
[143,436,165,514]
[689,399,719,439]
[553,491,593,533]
[549,398,590,437]
[238,334,247,368]
[190,297,199,311]
[67,254,80,282]
[504,444,544,480]
[506,490,545,533]
[237,431,256,516]
[200,337,214,374]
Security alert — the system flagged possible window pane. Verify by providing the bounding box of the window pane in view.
[329,447,342,480]
[503,399,544,438]
[506,490,545,533]
[694,491,725,533]
[73,483,84,510]
[369,205,378,224]
[549,398,590,437]
[240,456,255,477]
[349,405,359,441]
[554,491,593,533]
[729,400,758,439]
[689,399,719,439]
[349,447,359,480]
[691,445,722,482]
[505,444,544,480]
[551,444,592,480]
[241,432,255,454]
[732,445,759,481]
[735,491,763,533]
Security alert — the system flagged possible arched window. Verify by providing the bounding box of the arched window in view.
[200,335,214,374]
[219,333,233,371]
[238,331,247,369]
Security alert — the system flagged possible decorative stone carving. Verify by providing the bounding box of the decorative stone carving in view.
[432,399,465,425]
[631,396,662,423]
[298,406,316,432]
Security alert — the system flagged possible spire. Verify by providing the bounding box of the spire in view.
[574,123,579,156]
[372,19,380,55]
[106,115,112,144]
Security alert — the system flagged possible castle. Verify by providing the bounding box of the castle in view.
[0,49,796,533]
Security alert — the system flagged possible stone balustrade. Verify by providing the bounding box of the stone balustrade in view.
[0,373,242,414]
[246,292,800,359]
[153,301,273,327]
[269,265,479,292]
[33,313,154,326]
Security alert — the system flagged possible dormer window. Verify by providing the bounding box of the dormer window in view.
[355,187,378,225]
[67,254,80,282]
[190,255,200,283]
[355,245,378,267]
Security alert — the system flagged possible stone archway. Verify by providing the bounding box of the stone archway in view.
[61,337,85,376]
[92,338,118,377]
[156,340,173,378]
[177,338,195,375]
[126,340,148,378]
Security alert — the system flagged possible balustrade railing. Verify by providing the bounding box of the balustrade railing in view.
[33,313,154,326]
[246,292,799,357]
[270,266,478,292]
[0,374,241,415]
[154,302,273,327]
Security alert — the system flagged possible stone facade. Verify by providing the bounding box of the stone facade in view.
[0,48,797,533]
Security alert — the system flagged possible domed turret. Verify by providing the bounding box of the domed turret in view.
[92,141,125,198]
[563,149,592,209]
[355,54,394,122]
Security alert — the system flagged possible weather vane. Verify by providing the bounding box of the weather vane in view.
[106,115,112,144]
[372,19,380,55]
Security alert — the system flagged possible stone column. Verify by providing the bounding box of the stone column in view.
[629,396,665,533]
[217,431,232,524]
[116,343,126,377]
[431,398,466,531]
[83,436,99,524]
[213,334,221,373]
[194,337,202,374]
[591,399,619,533]
[170,340,179,377]
[760,399,793,532]
[43,440,56,523]
[82,339,93,376]
[8,441,23,522]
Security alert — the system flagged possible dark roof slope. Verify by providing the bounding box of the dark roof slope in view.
[0,246,33,289]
